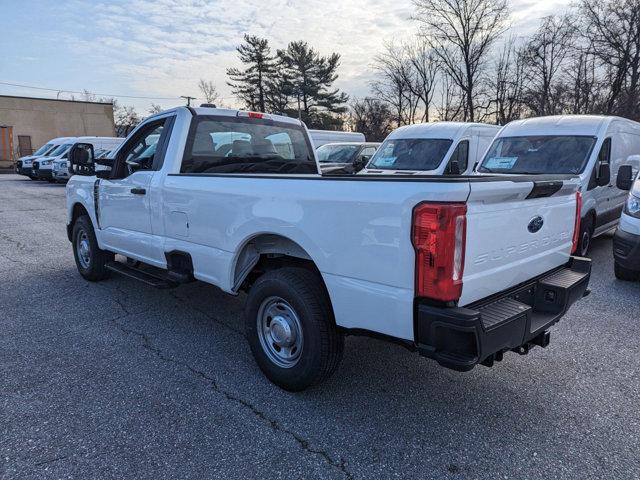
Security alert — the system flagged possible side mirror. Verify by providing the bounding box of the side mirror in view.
[597,163,610,186]
[68,143,95,176]
[617,165,634,191]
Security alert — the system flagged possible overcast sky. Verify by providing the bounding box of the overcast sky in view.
[0,0,571,113]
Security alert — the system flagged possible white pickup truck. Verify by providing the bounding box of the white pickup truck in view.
[65,106,591,391]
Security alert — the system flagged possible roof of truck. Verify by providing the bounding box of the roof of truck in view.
[190,107,302,125]
[497,115,640,137]
[388,122,499,140]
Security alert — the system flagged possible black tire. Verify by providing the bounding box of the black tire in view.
[577,215,594,257]
[72,215,113,281]
[245,267,344,391]
[29,175,37,181]
[615,262,639,281]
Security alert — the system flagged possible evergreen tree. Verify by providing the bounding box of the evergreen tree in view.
[277,41,349,128]
[226,35,275,112]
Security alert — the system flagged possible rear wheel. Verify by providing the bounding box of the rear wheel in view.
[245,267,343,391]
[72,215,113,281]
[578,215,594,257]
[614,262,639,281]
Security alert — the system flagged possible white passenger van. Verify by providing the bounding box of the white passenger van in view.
[361,122,500,176]
[308,129,365,148]
[16,137,75,179]
[476,115,640,256]
[52,137,124,182]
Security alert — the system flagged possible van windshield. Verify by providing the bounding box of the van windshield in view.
[48,143,73,157]
[478,135,596,174]
[368,138,453,171]
[33,143,54,156]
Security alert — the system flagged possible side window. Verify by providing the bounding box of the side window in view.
[598,138,611,165]
[589,137,611,189]
[360,146,377,159]
[445,140,469,175]
[115,119,169,177]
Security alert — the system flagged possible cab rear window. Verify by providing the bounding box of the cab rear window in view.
[180,116,316,174]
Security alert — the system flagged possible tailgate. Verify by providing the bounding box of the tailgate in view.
[460,178,580,306]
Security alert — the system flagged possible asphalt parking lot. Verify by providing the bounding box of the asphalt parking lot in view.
[1,174,639,480]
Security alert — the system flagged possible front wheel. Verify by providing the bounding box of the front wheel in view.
[614,262,639,281]
[72,215,113,281]
[245,267,344,391]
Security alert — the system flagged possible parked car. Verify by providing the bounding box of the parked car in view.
[15,137,74,179]
[33,141,76,181]
[361,122,499,176]
[52,137,124,182]
[65,106,590,391]
[317,142,380,174]
[308,129,365,148]
[613,165,640,280]
[476,115,640,256]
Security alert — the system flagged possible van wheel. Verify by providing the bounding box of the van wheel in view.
[578,215,594,257]
[245,267,344,391]
[72,215,113,281]
[29,175,37,181]
[615,262,639,281]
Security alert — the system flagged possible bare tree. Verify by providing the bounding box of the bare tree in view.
[350,97,395,141]
[413,0,508,121]
[521,15,576,116]
[112,100,141,137]
[198,79,220,105]
[148,103,163,115]
[579,0,640,120]
[490,38,527,124]
[404,41,440,122]
[371,43,419,127]
[435,72,464,121]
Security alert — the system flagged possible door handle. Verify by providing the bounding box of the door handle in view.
[130,187,146,195]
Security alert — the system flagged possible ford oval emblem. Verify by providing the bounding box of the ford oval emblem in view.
[528,216,544,233]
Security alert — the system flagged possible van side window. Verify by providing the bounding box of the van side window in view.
[589,137,611,189]
[445,140,469,175]
[598,138,611,165]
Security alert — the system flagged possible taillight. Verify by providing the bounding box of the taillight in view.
[412,203,467,302]
[571,191,582,254]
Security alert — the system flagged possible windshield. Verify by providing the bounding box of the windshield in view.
[368,138,453,171]
[478,135,596,174]
[316,144,360,163]
[33,143,54,156]
[48,143,73,157]
[181,117,316,174]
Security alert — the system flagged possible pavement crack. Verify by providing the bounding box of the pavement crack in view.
[107,312,352,479]
[34,454,70,467]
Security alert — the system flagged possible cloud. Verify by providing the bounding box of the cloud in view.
[7,0,572,111]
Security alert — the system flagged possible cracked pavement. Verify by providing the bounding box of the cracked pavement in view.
[1,174,639,479]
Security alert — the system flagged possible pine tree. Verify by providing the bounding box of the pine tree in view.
[226,35,275,112]
[277,41,349,128]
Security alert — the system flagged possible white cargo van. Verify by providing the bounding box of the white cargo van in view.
[476,115,640,255]
[52,137,124,182]
[361,122,499,176]
[308,129,365,148]
[16,137,75,179]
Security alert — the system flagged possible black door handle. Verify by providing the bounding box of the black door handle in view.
[130,188,146,195]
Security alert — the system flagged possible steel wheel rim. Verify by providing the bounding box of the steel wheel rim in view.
[257,296,303,368]
[76,230,91,269]
[581,231,590,256]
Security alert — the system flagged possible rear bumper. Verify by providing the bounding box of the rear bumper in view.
[415,257,591,371]
[613,228,640,270]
